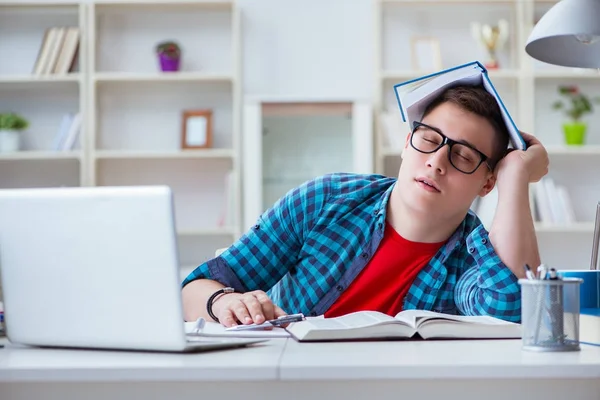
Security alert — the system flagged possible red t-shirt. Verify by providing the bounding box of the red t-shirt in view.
[324,222,446,318]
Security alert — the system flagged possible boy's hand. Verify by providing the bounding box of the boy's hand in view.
[496,132,549,185]
[212,290,287,327]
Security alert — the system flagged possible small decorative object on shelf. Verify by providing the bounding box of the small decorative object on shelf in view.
[0,112,29,153]
[181,109,213,149]
[552,85,600,146]
[471,19,509,70]
[155,40,181,72]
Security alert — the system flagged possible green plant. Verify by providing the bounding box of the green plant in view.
[552,85,600,122]
[0,112,29,131]
[155,41,181,59]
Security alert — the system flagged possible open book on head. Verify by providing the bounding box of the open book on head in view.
[285,310,521,342]
[394,60,526,151]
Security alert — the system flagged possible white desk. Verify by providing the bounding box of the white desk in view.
[1,337,600,400]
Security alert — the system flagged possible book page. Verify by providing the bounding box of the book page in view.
[394,310,521,340]
[303,310,399,330]
[396,309,515,326]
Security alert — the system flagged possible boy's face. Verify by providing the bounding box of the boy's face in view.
[397,102,497,221]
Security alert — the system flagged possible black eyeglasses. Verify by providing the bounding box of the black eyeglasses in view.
[410,121,493,175]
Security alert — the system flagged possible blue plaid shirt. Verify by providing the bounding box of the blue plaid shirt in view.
[182,173,521,322]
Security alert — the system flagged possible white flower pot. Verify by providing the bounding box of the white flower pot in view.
[0,130,20,153]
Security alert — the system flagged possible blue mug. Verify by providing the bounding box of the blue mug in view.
[557,270,600,310]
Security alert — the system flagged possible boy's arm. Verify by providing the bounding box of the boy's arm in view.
[454,225,522,322]
[455,132,548,322]
[181,177,328,322]
[487,132,548,280]
[487,173,540,280]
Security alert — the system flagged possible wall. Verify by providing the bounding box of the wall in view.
[238,0,374,99]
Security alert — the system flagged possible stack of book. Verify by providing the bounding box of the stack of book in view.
[32,26,80,75]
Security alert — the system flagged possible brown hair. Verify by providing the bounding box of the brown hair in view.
[421,85,509,167]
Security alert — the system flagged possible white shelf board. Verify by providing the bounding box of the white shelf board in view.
[0,2,80,7]
[535,222,595,233]
[93,72,234,84]
[546,145,600,155]
[94,149,235,160]
[0,151,81,161]
[381,69,521,81]
[534,70,600,79]
[178,227,236,236]
[93,0,233,9]
[0,74,81,84]
[381,0,516,4]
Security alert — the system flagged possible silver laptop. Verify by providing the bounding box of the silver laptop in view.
[0,185,265,353]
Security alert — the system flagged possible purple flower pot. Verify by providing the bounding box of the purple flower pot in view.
[158,53,180,72]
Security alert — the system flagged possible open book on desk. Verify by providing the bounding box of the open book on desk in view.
[285,310,521,342]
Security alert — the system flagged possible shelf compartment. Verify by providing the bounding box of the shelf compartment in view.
[93,2,233,75]
[0,4,81,76]
[96,158,236,233]
[0,84,81,152]
[0,158,81,188]
[94,80,233,151]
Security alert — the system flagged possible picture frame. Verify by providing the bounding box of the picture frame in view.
[181,109,213,149]
[411,37,443,71]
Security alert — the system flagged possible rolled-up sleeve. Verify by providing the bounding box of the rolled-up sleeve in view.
[454,224,521,322]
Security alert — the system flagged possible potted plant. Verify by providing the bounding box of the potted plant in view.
[155,40,181,72]
[552,85,600,145]
[0,112,28,153]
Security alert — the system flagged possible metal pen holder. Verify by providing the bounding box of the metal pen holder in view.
[519,277,583,352]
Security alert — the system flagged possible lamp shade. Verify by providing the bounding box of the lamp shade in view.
[525,0,600,68]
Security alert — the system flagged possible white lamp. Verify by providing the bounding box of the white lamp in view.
[525,0,600,68]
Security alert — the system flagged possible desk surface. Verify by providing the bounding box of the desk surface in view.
[1,337,600,383]
[280,339,600,380]
[0,337,286,382]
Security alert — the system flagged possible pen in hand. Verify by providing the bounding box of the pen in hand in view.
[226,313,305,331]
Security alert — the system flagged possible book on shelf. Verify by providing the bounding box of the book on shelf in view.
[52,112,82,151]
[32,26,80,76]
[285,309,521,342]
[532,176,577,225]
[394,60,526,151]
[472,175,577,229]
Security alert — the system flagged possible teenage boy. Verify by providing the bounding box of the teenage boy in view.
[181,85,549,327]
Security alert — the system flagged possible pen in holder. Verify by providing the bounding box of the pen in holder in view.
[519,275,583,352]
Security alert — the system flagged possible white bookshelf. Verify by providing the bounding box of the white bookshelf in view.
[87,0,242,272]
[0,0,242,275]
[0,2,86,189]
[373,0,600,270]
